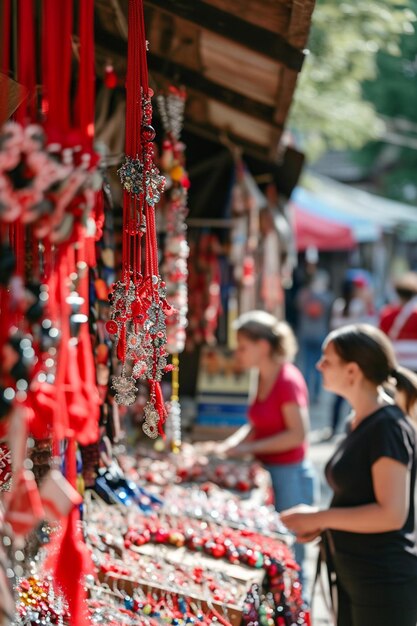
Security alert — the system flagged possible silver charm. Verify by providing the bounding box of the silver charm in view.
[117,155,165,206]
[112,375,137,405]
[145,164,166,207]
[117,156,143,195]
[142,401,159,438]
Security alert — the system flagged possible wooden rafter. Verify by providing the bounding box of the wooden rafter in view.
[144,0,306,71]
[148,52,282,129]
[183,119,273,163]
[94,15,283,129]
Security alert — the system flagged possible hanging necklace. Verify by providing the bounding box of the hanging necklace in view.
[107,0,172,438]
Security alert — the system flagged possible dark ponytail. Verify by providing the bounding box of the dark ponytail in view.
[391,366,417,416]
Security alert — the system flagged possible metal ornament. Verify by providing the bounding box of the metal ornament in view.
[145,164,166,207]
[142,401,159,438]
[111,375,137,405]
[108,6,171,438]
[118,156,165,204]
[118,156,143,195]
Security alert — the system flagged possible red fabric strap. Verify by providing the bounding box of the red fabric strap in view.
[0,0,11,122]
[42,0,73,139]
[16,0,37,123]
[75,0,95,148]
[1,0,11,74]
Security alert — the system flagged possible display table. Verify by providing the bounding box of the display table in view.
[12,453,310,625]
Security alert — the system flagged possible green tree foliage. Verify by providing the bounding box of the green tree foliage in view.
[354,1,417,203]
[289,0,416,161]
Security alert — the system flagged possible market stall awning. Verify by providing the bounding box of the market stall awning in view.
[292,203,356,252]
[94,0,315,168]
[303,173,417,240]
[292,186,381,242]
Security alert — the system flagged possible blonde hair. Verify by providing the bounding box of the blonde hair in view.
[234,310,297,362]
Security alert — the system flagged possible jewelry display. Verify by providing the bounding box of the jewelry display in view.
[107,1,171,441]
[0,3,311,625]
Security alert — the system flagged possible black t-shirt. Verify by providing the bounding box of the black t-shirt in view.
[325,404,417,582]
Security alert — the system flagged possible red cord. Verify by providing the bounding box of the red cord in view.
[16,0,37,123]
[0,0,11,122]
[42,0,73,140]
[75,0,95,149]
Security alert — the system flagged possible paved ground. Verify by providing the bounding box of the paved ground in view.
[302,390,350,624]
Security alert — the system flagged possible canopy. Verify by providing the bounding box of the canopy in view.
[292,203,356,252]
[292,186,380,242]
[303,173,417,240]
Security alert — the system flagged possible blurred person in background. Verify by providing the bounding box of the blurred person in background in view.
[327,271,377,438]
[379,272,417,372]
[281,324,417,626]
[296,270,333,404]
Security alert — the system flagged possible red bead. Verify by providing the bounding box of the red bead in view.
[104,65,117,89]
[142,125,156,142]
[105,320,118,334]
[228,551,240,563]
[155,529,169,543]
[247,551,260,567]
[211,544,226,558]
[268,564,278,576]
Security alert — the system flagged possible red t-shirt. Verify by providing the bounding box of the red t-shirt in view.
[379,305,417,339]
[248,362,308,465]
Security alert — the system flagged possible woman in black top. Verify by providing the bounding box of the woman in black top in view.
[281,324,417,626]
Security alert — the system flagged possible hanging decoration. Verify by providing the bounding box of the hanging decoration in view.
[107,0,171,439]
[157,85,189,450]
[165,354,181,451]
[0,1,100,625]
[0,121,101,243]
[186,233,222,350]
[157,86,189,355]
[229,158,261,314]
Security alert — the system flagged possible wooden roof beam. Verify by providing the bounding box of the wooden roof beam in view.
[144,0,306,72]
[148,52,282,128]
[94,15,283,128]
[183,119,273,164]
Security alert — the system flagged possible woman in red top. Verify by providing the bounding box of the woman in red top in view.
[217,310,316,585]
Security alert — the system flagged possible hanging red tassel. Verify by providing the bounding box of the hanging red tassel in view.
[154,381,168,436]
[108,0,171,439]
[15,0,37,124]
[94,190,105,243]
[46,440,91,626]
[0,0,11,123]
[76,240,100,445]
[75,0,95,148]
[50,509,90,626]
[42,0,73,141]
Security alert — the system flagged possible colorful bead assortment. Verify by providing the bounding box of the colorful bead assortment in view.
[83,496,306,624]
[120,452,264,492]
[14,575,70,625]
[159,484,287,537]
